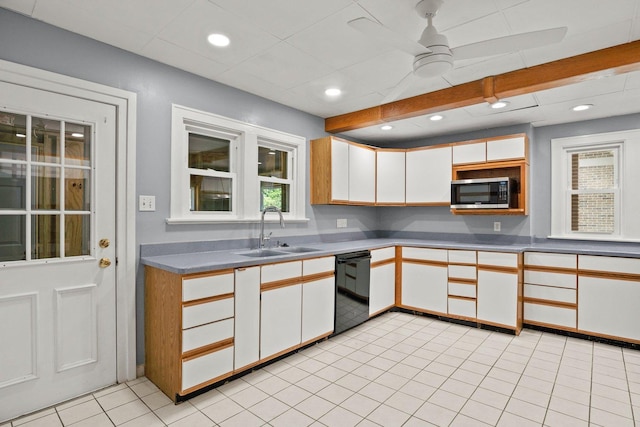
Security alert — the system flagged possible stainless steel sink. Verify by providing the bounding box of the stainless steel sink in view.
[276,247,320,253]
[236,249,286,258]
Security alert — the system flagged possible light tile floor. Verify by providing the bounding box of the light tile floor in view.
[6,312,640,426]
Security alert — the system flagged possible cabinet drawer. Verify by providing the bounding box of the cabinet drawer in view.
[181,345,234,391]
[524,284,576,304]
[524,303,576,329]
[402,247,447,262]
[371,247,396,263]
[182,297,234,329]
[261,261,302,283]
[448,265,476,280]
[182,272,234,302]
[303,256,334,276]
[448,250,476,264]
[524,270,576,289]
[182,318,234,353]
[579,255,640,275]
[477,251,518,268]
[524,252,576,269]
[448,282,476,298]
[448,297,476,318]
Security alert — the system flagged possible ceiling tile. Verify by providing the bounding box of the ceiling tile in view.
[208,0,353,40]
[229,42,334,89]
[156,0,281,67]
[534,73,628,105]
[140,38,229,80]
[464,94,538,117]
[0,0,36,15]
[444,52,526,86]
[286,4,393,70]
[31,0,155,52]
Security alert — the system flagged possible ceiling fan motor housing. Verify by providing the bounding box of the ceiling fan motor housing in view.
[414,27,453,77]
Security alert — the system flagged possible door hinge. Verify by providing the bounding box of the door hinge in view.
[115,257,119,266]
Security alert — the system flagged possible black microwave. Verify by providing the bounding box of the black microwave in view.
[451,177,516,209]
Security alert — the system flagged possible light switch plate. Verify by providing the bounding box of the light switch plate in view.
[337,218,347,228]
[493,221,501,232]
[139,195,156,211]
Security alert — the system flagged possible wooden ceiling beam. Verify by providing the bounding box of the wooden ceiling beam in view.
[325,40,640,134]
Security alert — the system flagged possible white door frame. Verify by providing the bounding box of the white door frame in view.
[0,59,137,382]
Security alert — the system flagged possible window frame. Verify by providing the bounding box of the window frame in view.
[550,129,640,242]
[257,138,295,213]
[169,104,307,224]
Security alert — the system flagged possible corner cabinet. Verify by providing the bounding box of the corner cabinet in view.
[376,150,405,205]
[310,136,375,205]
[405,145,452,205]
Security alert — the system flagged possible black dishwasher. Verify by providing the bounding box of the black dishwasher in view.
[334,250,371,336]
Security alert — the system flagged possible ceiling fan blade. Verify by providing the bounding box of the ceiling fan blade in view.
[381,71,419,104]
[348,17,432,56]
[451,27,568,61]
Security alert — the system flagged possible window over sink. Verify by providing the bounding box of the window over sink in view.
[169,105,306,223]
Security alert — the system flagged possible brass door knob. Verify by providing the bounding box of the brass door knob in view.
[99,238,110,248]
[99,258,112,268]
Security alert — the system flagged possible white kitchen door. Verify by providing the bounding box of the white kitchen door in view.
[0,81,117,422]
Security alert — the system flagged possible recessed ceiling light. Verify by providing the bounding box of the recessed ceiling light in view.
[16,133,26,138]
[71,132,84,138]
[380,125,393,131]
[572,104,593,111]
[268,151,276,155]
[491,101,509,109]
[430,114,444,121]
[324,88,341,97]
[207,33,230,47]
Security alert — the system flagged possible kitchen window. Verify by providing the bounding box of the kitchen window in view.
[169,105,306,223]
[551,129,640,241]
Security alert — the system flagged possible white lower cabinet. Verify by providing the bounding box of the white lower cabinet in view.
[234,266,260,370]
[302,277,335,343]
[182,346,234,391]
[260,283,302,359]
[578,255,640,342]
[476,251,521,331]
[370,247,396,316]
[401,261,448,314]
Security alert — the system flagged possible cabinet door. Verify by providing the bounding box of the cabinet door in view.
[401,262,447,313]
[331,139,349,201]
[406,146,452,204]
[348,144,376,203]
[452,142,486,165]
[301,277,335,343]
[370,262,395,315]
[477,269,518,328]
[376,150,405,204]
[486,136,526,162]
[260,284,302,359]
[578,276,640,341]
[234,267,260,370]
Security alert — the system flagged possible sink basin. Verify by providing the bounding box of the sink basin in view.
[236,249,285,258]
[277,247,320,253]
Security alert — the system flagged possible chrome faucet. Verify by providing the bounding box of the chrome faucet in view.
[259,206,285,249]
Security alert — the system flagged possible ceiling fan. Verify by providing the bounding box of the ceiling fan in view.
[348,0,568,102]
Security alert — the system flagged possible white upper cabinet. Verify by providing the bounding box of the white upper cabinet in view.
[452,142,486,165]
[331,138,350,202]
[376,150,405,204]
[486,136,526,162]
[406,146,452,204]
[348,143,376,203]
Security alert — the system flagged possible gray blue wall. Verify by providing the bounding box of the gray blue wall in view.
[2,8,639,365]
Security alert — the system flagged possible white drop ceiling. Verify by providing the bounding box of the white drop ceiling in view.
[2,0,640,143]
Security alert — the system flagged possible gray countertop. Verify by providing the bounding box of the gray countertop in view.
[140,237,640,275]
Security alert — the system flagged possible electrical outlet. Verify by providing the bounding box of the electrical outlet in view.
[139,195,156,212]
[337,218,347,228]
[493,221,501,232]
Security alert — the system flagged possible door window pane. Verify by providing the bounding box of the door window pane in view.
[32,118,60,164]
[0,163,26,209]
[0,215,26,261]
[65,124,91,167]
[258,146,288,178]
[65,169,90,211]
[32,214,60,259]
[260,182,290,212]
[189,134,230,172]
[31,166,60,210]
[0,113,27,161]
[190,175,232,211]
[65,214,90,257]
